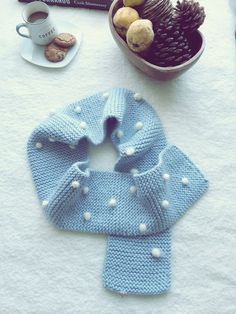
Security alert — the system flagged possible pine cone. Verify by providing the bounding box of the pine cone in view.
[139,0,173,27]
[174,0,206,34]
[148,20,192,67]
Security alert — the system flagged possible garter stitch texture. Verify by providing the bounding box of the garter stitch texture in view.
[27,88,208,295]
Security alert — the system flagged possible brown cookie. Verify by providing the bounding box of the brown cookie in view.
[45,43,68,62]
[54,33,76,48]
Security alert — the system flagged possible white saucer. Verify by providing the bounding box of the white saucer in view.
[20,20,82,68]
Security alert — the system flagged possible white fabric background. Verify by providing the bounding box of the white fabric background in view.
[0,1,236,313]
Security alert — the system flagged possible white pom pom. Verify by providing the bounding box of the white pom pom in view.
[125,146,135,156]
[35,142,43,149]
[103,92,109,100]
[151,248,161,258]
[75,106,81,113]
[182,177,189,185]
[83,186,89,194]
[130,185,137,193]
[116,130,124,139]
[139,223,147,233]
[48,137,56,142]
[134,93,142,101]
[71,180,80,189]
[161,200,169,209]
[130,168,139,175]
[135,121,143,130]
[42,200,49,208]
[119,291,127,295]
[79,121,87,129]
[49,109,56,117]
[163,173,170,181]
[108,197,117,207]
[69,144,76,150]
[83,211,91,221]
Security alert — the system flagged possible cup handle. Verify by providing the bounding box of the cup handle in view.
[16,23,30,39]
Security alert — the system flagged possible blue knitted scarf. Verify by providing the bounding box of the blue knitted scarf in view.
[27,88,208,295]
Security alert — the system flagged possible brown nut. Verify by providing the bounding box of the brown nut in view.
[113,7,140,37]
[126,19,154,53]
[123,0,146,7]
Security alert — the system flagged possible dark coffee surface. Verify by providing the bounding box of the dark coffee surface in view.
[28,11,48,24]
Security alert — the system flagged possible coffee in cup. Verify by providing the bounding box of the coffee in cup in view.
[27,11,49,24]
[16,1,58,45]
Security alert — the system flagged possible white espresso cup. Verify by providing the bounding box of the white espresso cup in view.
[16,1,58,45]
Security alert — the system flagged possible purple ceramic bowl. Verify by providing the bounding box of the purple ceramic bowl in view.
[109,0,205,80]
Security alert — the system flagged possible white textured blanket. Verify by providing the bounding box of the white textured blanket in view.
[0,0,236,313]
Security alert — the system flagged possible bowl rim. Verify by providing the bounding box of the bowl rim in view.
[109,0,206,73]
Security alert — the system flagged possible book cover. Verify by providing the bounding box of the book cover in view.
[18,0,113,10]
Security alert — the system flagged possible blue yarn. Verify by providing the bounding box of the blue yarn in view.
[27,88,208,295]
